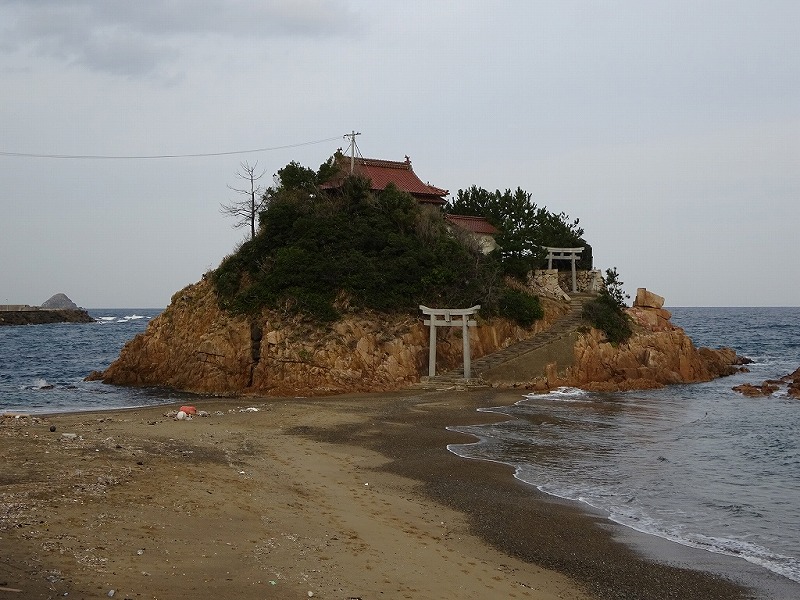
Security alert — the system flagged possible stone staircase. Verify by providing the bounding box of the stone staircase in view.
[417,294,593,388]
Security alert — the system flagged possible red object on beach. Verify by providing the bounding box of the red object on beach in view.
[179,405,197,415]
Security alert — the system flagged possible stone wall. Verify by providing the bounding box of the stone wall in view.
[557,269,603,294]
[527,269,603,300]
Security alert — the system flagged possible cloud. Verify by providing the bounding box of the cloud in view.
[1,0,361,78]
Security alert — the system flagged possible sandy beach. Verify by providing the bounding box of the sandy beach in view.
[1,389,754,599]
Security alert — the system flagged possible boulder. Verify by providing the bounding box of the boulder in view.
[633,288,665,309]
[732,383,778,397]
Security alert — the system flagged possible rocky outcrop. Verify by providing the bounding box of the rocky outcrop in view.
[94,280,742,396]
[92,278,567,396]
[41,293,79,309]
[527,289,743,392]
[733,366,800,399]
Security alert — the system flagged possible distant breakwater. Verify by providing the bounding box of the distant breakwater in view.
[0,309,94,326]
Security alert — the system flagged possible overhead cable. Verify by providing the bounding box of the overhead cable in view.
[0,135,343,160]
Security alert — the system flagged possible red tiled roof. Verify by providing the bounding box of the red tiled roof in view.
[446,214,500,235]
[326,155,448,205]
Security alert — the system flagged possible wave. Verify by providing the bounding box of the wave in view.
[18,378,55,390]
[522,387,590,403]
[94,314,151,324]
[117,314,147,322]
[607,509,800,584]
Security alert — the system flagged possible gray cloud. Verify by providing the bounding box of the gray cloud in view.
[1,0,361,77]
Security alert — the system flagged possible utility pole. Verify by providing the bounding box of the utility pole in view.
[343,130,361,174]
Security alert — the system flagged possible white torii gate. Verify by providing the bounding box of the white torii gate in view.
[545,247,584,293]
[419,305,480,379]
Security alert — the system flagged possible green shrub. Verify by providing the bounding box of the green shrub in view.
[581,268,632,344]
[496,289,543,326]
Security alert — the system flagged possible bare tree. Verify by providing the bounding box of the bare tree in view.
[220,161,269,240]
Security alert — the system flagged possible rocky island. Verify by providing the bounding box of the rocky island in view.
[90,155,742,395]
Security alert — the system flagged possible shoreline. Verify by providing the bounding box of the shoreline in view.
[0,389,792,599]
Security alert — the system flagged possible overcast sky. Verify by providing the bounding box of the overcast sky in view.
[1,1,798,308]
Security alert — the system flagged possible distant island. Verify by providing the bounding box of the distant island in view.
[0,293,93,326]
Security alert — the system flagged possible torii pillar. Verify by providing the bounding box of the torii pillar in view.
[545,247,585,293]
[419,305,480,379]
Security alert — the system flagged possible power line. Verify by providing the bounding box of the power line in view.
[0,135,343,160]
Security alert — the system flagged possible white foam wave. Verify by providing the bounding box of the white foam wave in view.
[522,387,589,403]
[27,378,54,390]
[608,511,800,583]
[114,314,148,323]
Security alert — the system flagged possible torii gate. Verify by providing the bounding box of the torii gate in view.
[545,247,584,293]
[419,305,480,379]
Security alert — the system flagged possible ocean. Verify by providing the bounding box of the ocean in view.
[1,306,799,594]
[0,308,174,414]
[448,307,800,595]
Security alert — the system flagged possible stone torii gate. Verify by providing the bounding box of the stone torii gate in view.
[545,247,584,293]
[419,305,480,379]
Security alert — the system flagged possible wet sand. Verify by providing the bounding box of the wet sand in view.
[0,388,763,599]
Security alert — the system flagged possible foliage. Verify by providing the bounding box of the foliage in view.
[601,267,629,310]
[211,159,546,326]
[446,186,590,278]
[493,288,544,327]
[272,161,318,193]
[581,268,632,344]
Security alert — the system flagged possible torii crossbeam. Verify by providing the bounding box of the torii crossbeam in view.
[545,247,584,293]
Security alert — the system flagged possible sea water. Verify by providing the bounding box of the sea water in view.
[0,308,184,414]
[448,307,800,591]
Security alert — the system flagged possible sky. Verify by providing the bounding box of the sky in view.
[1,1,798,308]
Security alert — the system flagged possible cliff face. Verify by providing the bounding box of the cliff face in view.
[96,278,566,396]
[95,280,740,396]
